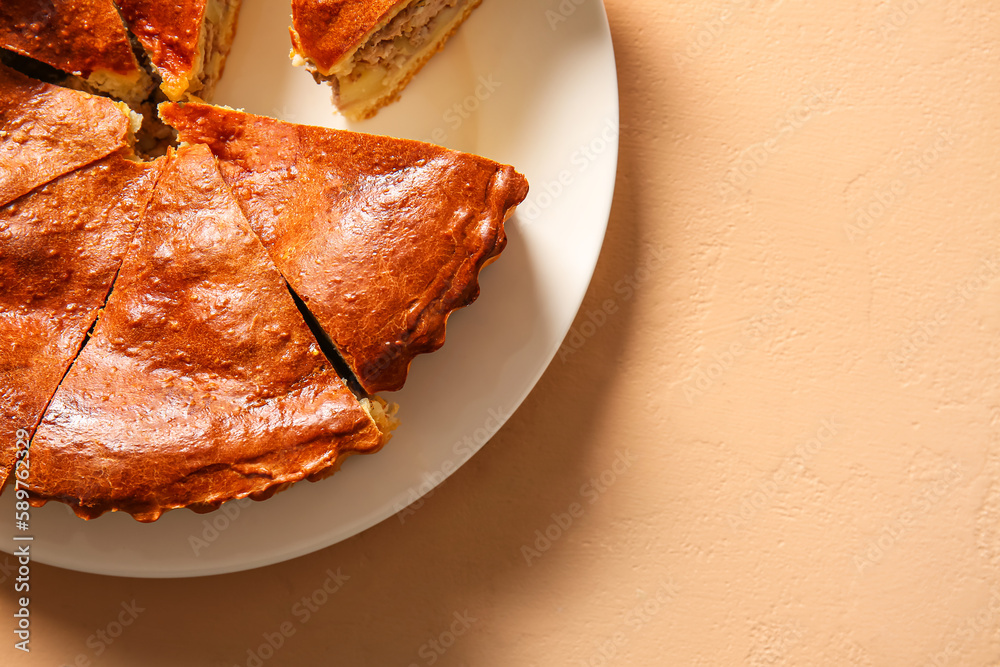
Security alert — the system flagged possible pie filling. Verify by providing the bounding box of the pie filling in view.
[78,66,154,107]
[183,0,241,100]
[361,396,400,441]
[295,0,473,119]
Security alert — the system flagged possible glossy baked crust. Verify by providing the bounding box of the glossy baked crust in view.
[116,0,204,100]
[289,0,401,74]
[116,0,242,102]
[27,145,388,522]
[0,152,161,489]
[161,102,530,393]
[0,0,141,78]
[0,63,133,207]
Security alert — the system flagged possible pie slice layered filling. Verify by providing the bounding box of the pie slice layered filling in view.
[290,0,483,120]
[0,0,154,105]
[0,152,162,488]
[26,144,395,522]
[0,63,139,207]
[160,102,529,393]
[116,0,242,101]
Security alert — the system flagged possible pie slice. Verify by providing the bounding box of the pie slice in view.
[160,102,529,393]
[116,0,242,102]
[26,144,395,522]
[290,0,483,120]
[0,0,154,105]
[0,152,161,490]
[0,63,139,207]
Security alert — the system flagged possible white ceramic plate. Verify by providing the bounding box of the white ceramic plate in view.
[3,0,619,577]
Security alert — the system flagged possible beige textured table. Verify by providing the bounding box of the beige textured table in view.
[4,1,1000,665]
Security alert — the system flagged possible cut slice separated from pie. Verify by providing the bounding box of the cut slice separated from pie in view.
[0,63,140,207]
[0,151,162,490]
[289,0,483,120]
[160,102,529,394]
[0,0,154,105]
[116,0,242,101]
[26,144,396,522]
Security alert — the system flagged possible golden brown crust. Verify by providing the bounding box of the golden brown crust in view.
[0,63,133,208]
[290,0,402,74]
[116,0,206,100]
[160,102,529,393]
[0,0,140,78]
[26,144,385,522]
[0,152,161,489]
